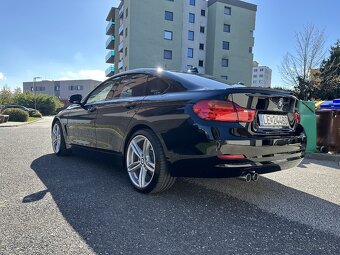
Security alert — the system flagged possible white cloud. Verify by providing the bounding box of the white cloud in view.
[0,72,6,81]
[59,69,106,81]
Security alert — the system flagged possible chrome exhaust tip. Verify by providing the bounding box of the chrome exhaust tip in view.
[238,173,252,182]
[251,172,259,181]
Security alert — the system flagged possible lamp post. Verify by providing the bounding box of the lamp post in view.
[33,76,41,110]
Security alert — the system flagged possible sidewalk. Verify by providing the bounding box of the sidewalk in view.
[0,118,44,128]
[305,152,340,162]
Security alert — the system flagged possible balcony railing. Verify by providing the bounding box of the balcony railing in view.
[105,50,115,63]
[118,41,123,52]
[105,65,115,77]
[118,24,124,35]
[118,61,123,70]
[106,20,115,35]
[106,36,115,49]
[119,5,124,17]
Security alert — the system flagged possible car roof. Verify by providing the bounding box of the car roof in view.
[108,68,235,91]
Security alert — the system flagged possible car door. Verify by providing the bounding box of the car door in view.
[66,80,116,148]
[95,73,148,152]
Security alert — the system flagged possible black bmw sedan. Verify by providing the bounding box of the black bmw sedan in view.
[51,68,306,193]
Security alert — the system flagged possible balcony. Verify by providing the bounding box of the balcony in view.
[118,24,124,35]
[119,5,124,17]
[106,20,115,35]
[118,41,123,52]
[118,61,123,70]
[105,50,115,63]
[106,36,115,49]
[105,65,115,77]
[106,7,116,21]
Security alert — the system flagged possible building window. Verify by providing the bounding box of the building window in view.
[224,6,231,15]
[254,68,257,72]
[221,58,229,67]
[189,13,195,23]
[221,75,228,80]
[125,47,128,56]
[259,74,263,78]
[164,50,172,59]
[260,68,264,71]
[125,28,128,37]
[165,11,173,21]
[189,0,195,6]
[249,47,252,53]
[199,43,204,50]
[253,75,257,78]
[201,9,206,16]
[126,8,128,18]
[200,26,205,33]
[164,30,173,40]
[223,41,230,50]
[188,30,194,41]
[223,24,230,33]
[69,85,83,91]
[187,48,193,58]
[198,60,204,67]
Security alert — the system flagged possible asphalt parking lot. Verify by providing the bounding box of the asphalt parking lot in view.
[0,117,339,255]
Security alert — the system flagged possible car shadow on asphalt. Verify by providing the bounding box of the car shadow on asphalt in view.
[28,150,340,255]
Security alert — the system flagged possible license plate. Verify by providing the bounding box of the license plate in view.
[258,114,289,128]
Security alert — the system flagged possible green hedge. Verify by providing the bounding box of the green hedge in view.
[2,108,29,122]
[29,110,42,118]
[13,93,63,115]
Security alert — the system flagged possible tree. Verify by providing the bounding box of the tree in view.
[279,24,325,98]
[0,85,13,105]
[317,40,340,100]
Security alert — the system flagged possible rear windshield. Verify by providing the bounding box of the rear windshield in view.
[171,72,230,90]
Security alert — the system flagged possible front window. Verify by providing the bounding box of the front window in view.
[114,74,148,98]
[86,80,117,104]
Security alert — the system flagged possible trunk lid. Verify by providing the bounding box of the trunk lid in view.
[226,87,298,135]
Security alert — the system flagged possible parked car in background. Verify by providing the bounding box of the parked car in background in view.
[0,105,34,114]
[51,68,306,194]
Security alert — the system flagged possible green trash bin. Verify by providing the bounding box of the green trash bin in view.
[298,101,317,152]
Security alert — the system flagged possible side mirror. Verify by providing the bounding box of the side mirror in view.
[69,94,82,104]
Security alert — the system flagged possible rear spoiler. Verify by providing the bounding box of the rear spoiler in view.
[227,85,297,97]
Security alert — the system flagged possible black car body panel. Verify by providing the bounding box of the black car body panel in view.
[54,69,306,178]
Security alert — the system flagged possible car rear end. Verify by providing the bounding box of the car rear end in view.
[169,86,306,178]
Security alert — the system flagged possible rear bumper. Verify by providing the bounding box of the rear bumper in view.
[168,135,306,178]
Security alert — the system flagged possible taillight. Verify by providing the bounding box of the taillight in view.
[193,100,255,122]
[295,112,300,124]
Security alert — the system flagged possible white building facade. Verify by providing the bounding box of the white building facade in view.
[251,62,272,87]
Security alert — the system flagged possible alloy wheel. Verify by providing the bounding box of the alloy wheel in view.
[126,135,156,188]
[52,123,61,153]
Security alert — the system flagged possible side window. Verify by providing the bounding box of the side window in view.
[146,76,170,96]
[86,79,117,104]
[114,74,148,98]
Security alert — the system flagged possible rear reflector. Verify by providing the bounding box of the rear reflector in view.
[217,154,246,160]
[193,100,255,122]
[295,112,300,124]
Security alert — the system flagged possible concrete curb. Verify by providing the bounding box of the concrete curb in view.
[0,118,44,128]
[305,152,340,162]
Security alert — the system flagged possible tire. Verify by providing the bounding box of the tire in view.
[125,129,176,194]
[51,121,71,156]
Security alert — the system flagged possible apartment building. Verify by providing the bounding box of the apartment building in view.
[251,61,272,88]
[23,80,101,102]
[105,0,257,85]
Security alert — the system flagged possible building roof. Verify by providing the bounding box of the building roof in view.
[208,0,257,11]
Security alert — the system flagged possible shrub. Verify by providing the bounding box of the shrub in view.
[13,92,63,115]
[29,110,42,118]
[2,108,29,122]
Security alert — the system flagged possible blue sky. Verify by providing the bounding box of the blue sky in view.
[0,0,339,89]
